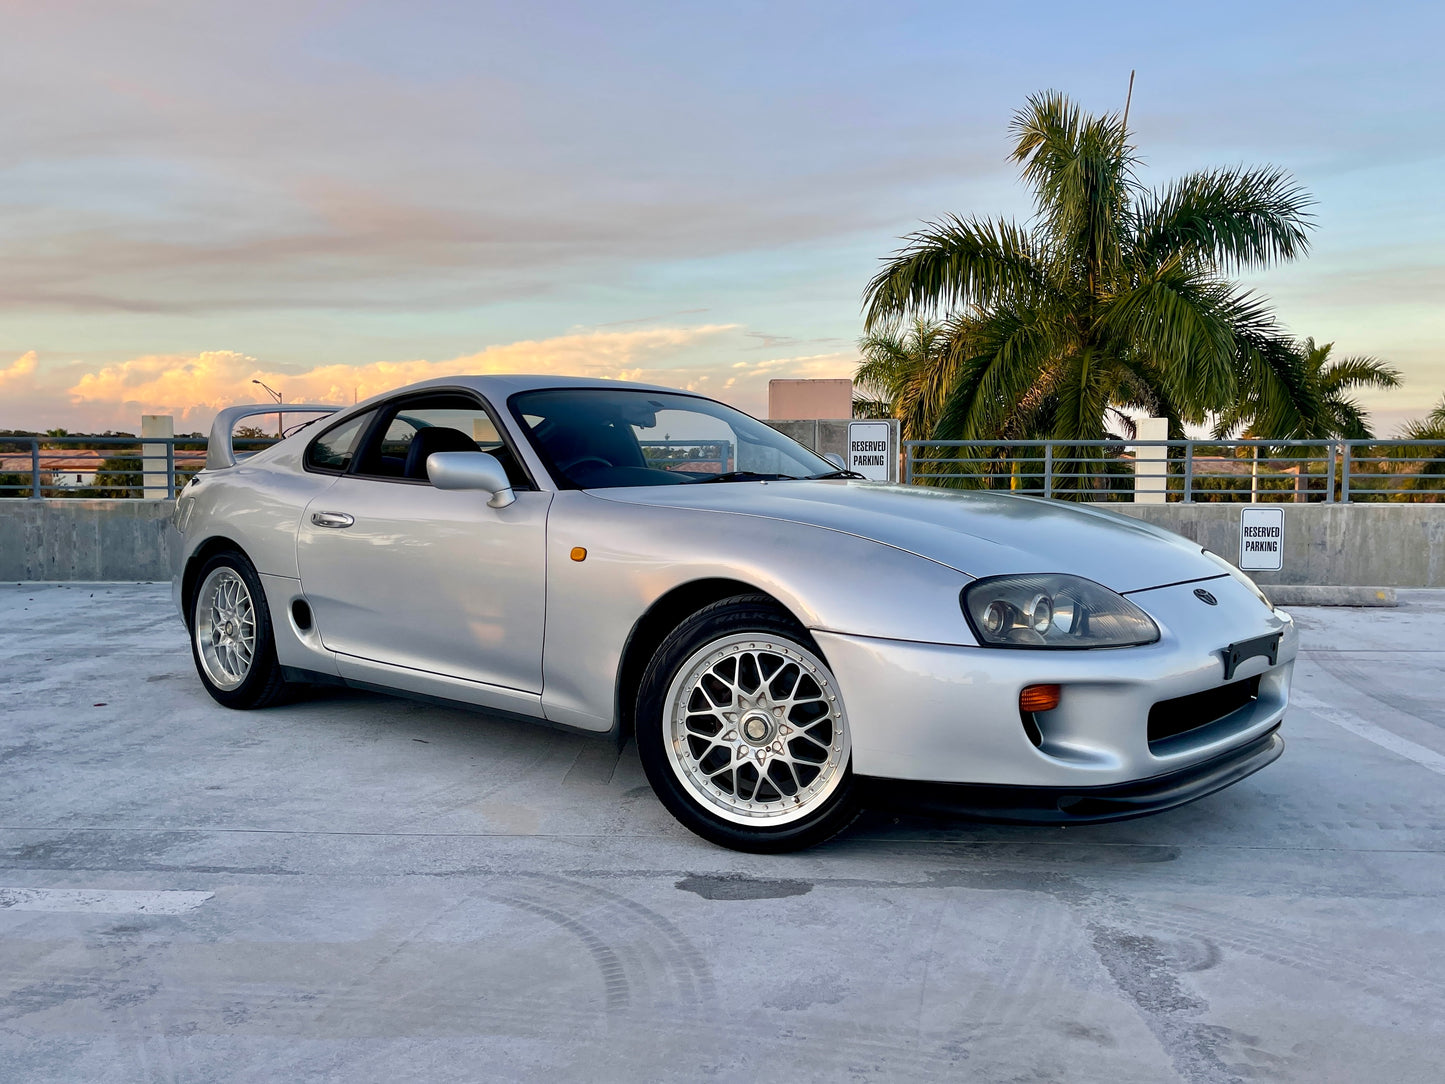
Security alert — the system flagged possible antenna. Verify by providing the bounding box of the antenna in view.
[1122,69,1136,133]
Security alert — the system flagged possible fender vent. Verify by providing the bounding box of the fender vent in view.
[291,599,313,631]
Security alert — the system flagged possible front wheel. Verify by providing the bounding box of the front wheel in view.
[636,596,858,852]
[189,550,288,709]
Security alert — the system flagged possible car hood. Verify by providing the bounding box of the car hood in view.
[592,481,1221,594]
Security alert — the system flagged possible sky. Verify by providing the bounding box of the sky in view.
[2,0,1442,434]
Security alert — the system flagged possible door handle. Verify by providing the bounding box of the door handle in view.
[311,511,355,529]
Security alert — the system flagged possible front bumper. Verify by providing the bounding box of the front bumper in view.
[815,574,1297,791]
[863,727,1283,824]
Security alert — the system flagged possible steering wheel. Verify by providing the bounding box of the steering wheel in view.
[558,455,613,473]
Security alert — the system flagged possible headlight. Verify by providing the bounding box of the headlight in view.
[961,574,1160,649]
[1201,549,1272,609]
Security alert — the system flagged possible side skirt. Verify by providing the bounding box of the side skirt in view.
[278,666,618,740]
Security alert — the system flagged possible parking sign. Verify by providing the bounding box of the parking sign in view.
[1239,507,1284,571]
[847,420,895,482]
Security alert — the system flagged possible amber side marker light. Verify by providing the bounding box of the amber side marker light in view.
[1019,684,1061,713]
[570,547,587,562]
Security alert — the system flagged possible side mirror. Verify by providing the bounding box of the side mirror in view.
[822,452,846,470]
[426,451,516,508]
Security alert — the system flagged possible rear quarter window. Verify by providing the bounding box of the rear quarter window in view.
[305,411,375,473]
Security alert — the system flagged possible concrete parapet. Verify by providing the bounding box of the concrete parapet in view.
[1107,503,1445,587]
[2,496,1444,588]
[0,500,176,582]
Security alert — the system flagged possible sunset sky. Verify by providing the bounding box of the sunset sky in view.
[2,0,1442,433]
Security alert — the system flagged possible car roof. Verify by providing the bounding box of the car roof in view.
[384,374,692,399]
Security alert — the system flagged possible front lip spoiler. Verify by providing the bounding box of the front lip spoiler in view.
[860,727,1284,825]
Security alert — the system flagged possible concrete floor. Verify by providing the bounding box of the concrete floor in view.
[2,584,1442,1083]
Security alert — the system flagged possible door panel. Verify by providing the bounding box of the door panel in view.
[297,477,550,693]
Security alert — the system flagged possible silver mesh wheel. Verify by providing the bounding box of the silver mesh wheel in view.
[663,633,850,827]
[194,567,257,692]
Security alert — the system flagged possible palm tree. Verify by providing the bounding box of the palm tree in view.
[1396,396,1445,497]
[1405,397,1445,439]
[852,318,950,437]
[861,91,1314,490]
[1215,338,1400,440]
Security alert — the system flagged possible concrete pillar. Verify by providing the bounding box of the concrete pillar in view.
[767,379,853,420]
[141,414,174,500]
[1134,417,1169,504]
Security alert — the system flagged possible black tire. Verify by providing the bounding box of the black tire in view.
[636,595,859,853]
[187,549,289,710]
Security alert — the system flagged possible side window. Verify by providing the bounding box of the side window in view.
[304,410,376,474]
[353,395,530,485]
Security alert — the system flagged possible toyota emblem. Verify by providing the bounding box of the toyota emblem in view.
[1194,588,1218,605]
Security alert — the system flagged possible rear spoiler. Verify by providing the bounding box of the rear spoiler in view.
[207,403,342,469]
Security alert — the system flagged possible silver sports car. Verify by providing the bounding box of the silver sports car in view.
[172,375,1296,851]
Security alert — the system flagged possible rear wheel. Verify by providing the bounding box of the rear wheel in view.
[637,596,858,852]
[189,550,288,709]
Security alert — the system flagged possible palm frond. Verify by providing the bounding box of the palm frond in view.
[1227,331,1322,440]
[1324,393,1372,441]
[851,396,894,420]
[1095,272,1252,415]
[1134,166,1314,273]
[1398,397,1445,440]
[932,306,1060,441]
[1053,347,1116,442]
[1319,355,1402,392]
[1009,89,1136,296]
[1429,397,1445,430]
[862,217,1043,330]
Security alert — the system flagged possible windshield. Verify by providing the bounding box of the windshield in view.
[509,388,836,490]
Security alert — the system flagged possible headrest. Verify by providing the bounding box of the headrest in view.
[403,426,478,479]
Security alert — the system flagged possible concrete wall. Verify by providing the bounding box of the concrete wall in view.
[1107,503,1445,587]
[0,500,176,581]
[3,495,1444,587]
[765,418,853,459]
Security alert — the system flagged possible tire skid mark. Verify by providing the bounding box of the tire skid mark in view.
[1089,920,1242,1084]
[386,732,579,831]
[994,903,1077,1031]
[525,873,716,1007]
[1127,900,1445,1007]
[418,870,717,1012]
[1309,650,1444,730]
[1,960,987,1076]
[484,890,631,1011]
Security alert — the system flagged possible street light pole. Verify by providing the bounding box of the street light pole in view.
[251,379,283,438]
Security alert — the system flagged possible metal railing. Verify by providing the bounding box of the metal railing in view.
[639,439,734,475]
[903,438,1445,503]
[8,433,1444,503]
[0,435,277,500]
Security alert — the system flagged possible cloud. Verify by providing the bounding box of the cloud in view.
[29,324,855,431]
[0,351,39,392]
[63,325,743,429]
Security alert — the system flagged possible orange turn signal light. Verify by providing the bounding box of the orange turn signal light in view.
[1019,684,1061,713]
[570,547,587,562]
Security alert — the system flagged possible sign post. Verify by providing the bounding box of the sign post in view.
[847,420,898,482]
[1239,506,1284,572]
